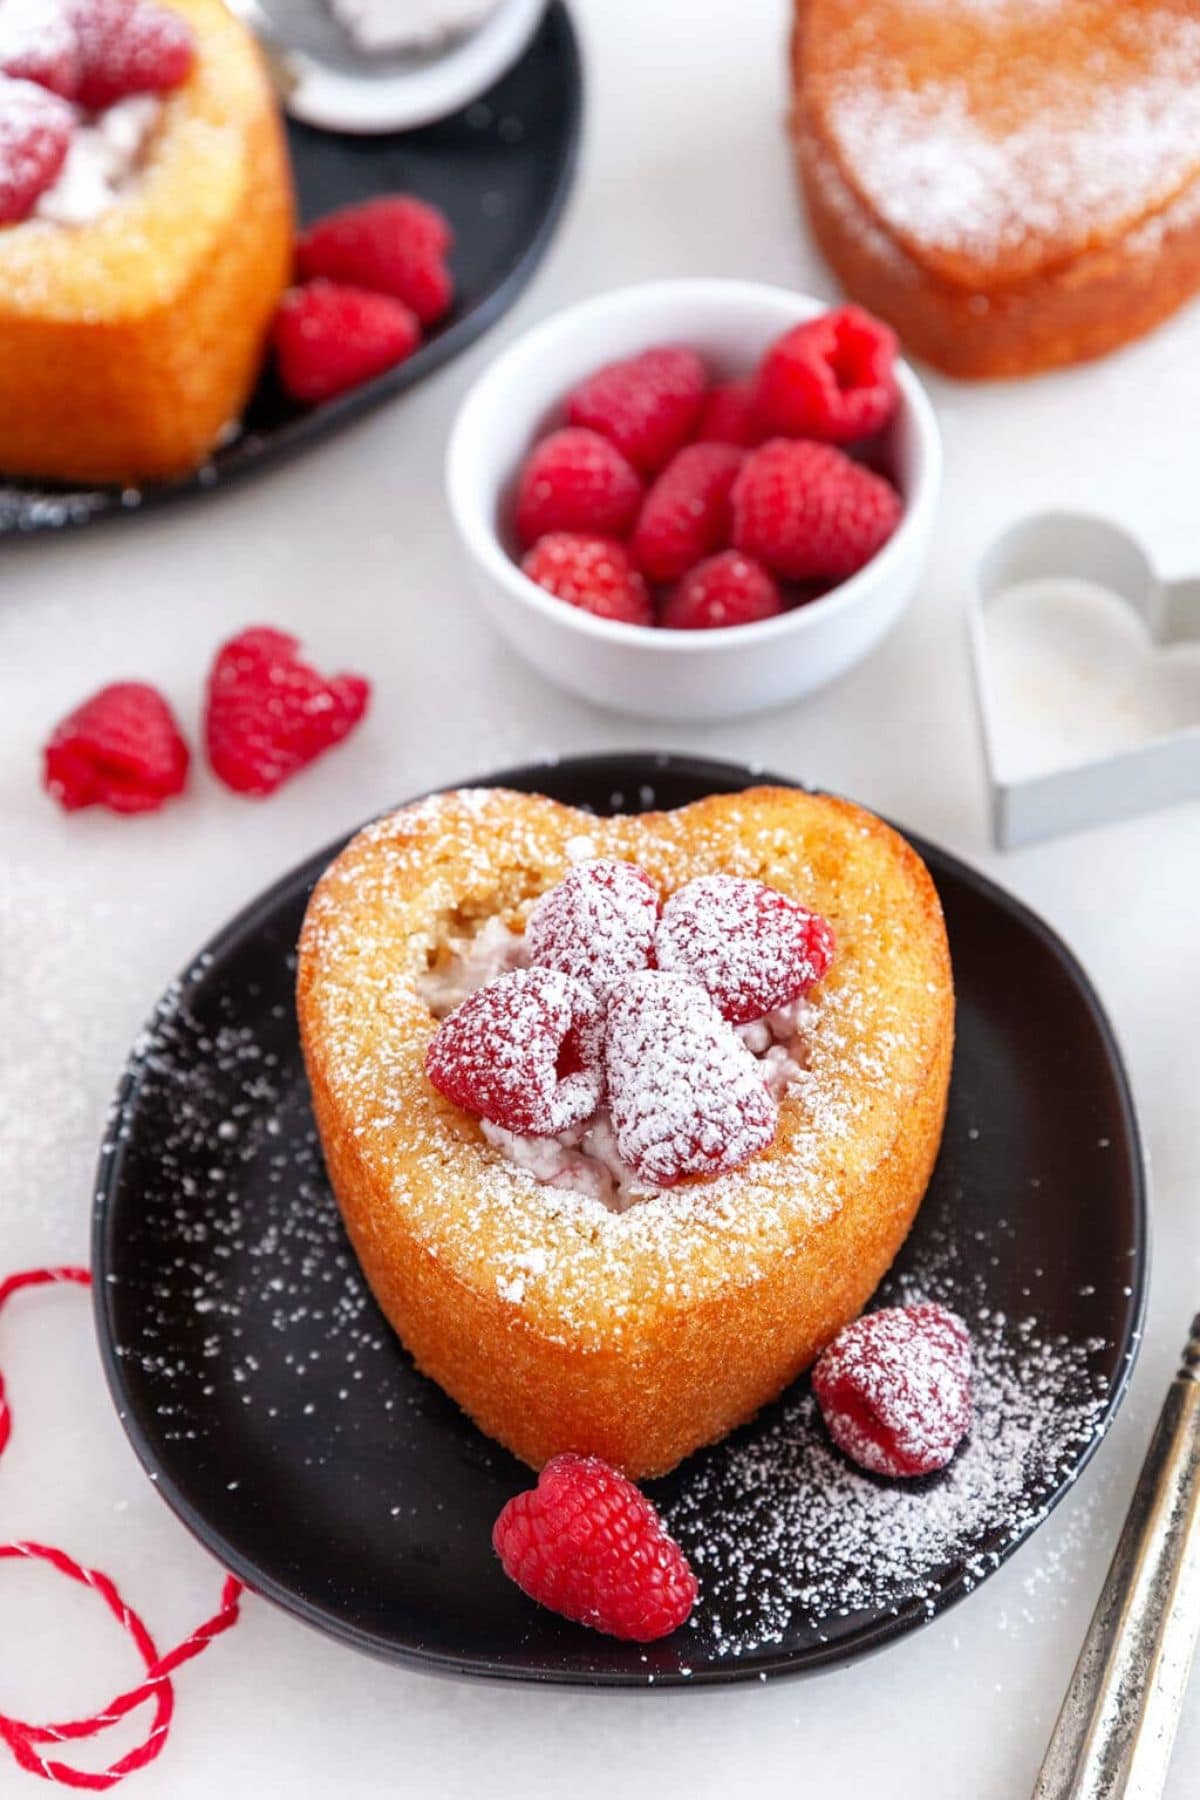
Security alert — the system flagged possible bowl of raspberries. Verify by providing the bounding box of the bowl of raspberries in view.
[446,279,941,720]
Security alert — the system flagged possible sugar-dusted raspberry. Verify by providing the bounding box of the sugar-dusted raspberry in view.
[605,969,777,1185]
[521,534,652,627]
[656,874,833,1024]
[493,1453,697,1641]
[630,441,743,584]
[273,281,421,405]
[43,681,189,815]
[296,195,454,326]
[566,346,708,476]
[0,0,79,97]
[695,377,760,448]
[0,73,71,222]
[73,0,194,109]
[812,1303,973,1478]
[527,859,659,996]
[514,428,643,547]
[660,550,782,631]
[731,438,902,582]
[754,305,899,444]
[426,966,603,1136]
[204,627,370,797]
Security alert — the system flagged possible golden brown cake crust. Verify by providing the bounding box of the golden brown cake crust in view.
[791,0,1200,377]
[0,0,294,483]
[297,787,955,1478]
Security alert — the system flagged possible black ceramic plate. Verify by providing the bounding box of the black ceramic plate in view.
[1,4,580,535]
[93,755,1147,1686]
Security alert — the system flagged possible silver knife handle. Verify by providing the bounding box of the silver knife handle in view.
[1034,1318,1200,1799]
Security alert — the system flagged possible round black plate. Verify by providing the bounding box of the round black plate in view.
[93,755,1147,1685]
[1,4,580,535]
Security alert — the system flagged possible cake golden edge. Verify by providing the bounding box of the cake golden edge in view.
[297,785,955,1479]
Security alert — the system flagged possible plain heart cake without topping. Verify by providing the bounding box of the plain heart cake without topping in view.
[791,0,1200,376]
[297,786,954,1479]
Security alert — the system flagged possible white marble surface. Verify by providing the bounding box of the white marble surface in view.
[2,0,1200,1792]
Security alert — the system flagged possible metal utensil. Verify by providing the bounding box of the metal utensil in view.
[1033,1319,1200,1798]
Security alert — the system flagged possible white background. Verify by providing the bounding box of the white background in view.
[3,0,1200,1792]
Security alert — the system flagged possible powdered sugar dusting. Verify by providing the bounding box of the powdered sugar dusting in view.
[666,1266,1110,1657]
[812,1302,972,1477]
[605,969,777,1185]
[526,858,658,997]
[657,872,832,1024]
[821,5,1200,276]
[299,787,947,1346]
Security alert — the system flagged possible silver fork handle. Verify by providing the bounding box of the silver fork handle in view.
[1034,1320,1200,1799]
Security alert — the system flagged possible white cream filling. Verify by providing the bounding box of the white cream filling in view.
[35,95,161,226]
[420,920,814,1213]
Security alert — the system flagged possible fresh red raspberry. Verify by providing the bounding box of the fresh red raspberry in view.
[0,74,71,222]
[72,0,193,108]
[43,681,189,815]
[731,439,902,582]
[656,874,834,1024]
[514,430,643,547]
[630,442,743,584]
[695,378,760,448]
[812,1303,973,1478]
[493,1453,697,1642]
[754,305,899,444]
[527,860,659,996]
[566,346,708,477]
[295,195,454,327]
[426,967,603,1136]
[661,550,782,631]
[272,281,421,404]
[204,627,370,797]
[0,0,79,97]
[605,969,777,1186]
[521,534,652,627]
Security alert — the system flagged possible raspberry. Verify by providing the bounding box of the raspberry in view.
[731,439,902,582]
[695,378,760,448]
[656,874,834,1024]
[0,0,79,97]
[527,860,659,996]
[73,0,193,109]
[425,967,603,1136]
[812,1303,973,1478]
[492,1453,697,1642]
[514,429,643,547]
[43,681,189,815]
[660,550,782,631]
[204,627,370,797]
[272,281,420,405]
[521,534,652,627]
[630,442,743,584]
[0,74,71,222]
[566,346,708,476]
[754,305,899,444]
[296,195,454,327]
[605,969,777,1185]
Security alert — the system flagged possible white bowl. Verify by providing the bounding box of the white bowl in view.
[233,0,548,134]
[445,279,942,722]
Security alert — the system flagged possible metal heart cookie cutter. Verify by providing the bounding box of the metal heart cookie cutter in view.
[968,511,1200,849]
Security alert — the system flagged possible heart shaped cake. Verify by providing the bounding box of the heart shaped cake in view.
[297,785,954,1478]
[0,0,292,484]
[791,0,1200,376]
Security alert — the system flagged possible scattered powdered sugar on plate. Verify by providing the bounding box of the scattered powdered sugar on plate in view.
[666,1262,1110,1657]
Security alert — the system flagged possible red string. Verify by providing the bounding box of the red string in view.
[0,1267,244,1789]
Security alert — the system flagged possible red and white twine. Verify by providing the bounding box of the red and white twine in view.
[0,1267,244,1789]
